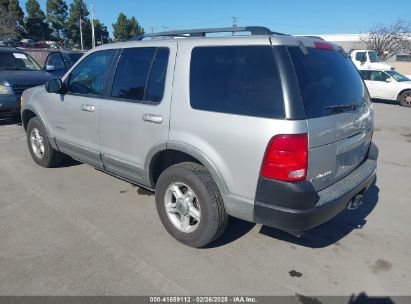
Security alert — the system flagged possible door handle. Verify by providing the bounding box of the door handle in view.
[143,113,163,124]
[82,104,95,112]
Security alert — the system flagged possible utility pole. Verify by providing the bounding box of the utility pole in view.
[232,17,238,28]
[79,17,84,50]
[162,25,168,33]
[150,27,155,33]
[91,3,95,48]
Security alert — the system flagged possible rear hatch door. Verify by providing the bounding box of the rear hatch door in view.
[288,44,373,191]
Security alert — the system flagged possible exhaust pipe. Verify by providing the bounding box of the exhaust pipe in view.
[347,193,363,210]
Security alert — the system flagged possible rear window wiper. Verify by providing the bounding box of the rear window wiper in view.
[324,103,361,111]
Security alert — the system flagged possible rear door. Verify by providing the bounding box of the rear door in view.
[98,43,176,185]
[288,45,373,191]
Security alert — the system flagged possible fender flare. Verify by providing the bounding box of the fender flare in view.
[144,141,230,196]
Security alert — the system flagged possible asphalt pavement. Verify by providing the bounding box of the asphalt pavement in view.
[0,102,410,298]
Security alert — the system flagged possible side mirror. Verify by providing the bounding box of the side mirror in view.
[385,78,393,83]
[45,64,56,71]
[45,78,65,94]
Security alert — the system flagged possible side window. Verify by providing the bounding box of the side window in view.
[68,49,115,96]
[145,48,170,102]
[370,71,389,82]
[359,70,371,80]
[46,53,65,70]
[355,52,366,62]
[190,46,284,118]
[111,47,169,103]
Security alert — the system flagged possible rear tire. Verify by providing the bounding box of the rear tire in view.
[155,162,228,248]
[398,90,411,107]
[27,117,63,167]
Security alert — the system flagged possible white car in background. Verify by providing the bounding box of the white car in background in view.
[358,69,411,107]
[350,50,394,70]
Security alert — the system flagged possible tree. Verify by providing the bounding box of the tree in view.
[361,19,411,61]
[0,7,19,39]
[24,0,51,40]
[8,0,24,24]
[0,0,8,11]
[112,13,144,41]
[46,0,68,41]
[128,16,144,37]
[94,19,110,45]
[64,0,89,47]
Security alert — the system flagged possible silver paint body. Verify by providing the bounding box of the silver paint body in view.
[21,35,374,222]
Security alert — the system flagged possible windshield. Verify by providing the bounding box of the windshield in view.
[368,51,379,62]
[288,46,369,119]
[386,70,410,82]
[0,52,41,71]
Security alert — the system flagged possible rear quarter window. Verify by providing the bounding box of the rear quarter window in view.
[190,46,284,118]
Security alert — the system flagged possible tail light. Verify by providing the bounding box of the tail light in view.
[260,134,308,182]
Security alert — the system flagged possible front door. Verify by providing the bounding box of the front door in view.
[98,43,176,185]
[47,49,116,168]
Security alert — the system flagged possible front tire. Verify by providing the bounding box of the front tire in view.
[155,162,228,248]
[398,90,411,107]
[26,117,63,167]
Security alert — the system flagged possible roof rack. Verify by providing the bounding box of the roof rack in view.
[131,26,286,41]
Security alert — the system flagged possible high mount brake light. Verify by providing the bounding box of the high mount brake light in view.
[260,134,308,182]
[314,41,334,51]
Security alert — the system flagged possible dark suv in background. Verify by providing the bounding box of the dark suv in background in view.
[43,51,84,78]
[0,48,55,119]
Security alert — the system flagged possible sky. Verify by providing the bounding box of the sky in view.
[26,0,411,37]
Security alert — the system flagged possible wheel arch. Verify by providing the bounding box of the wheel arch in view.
[21,107,58,150]
[397,88,411,101]
[146,143,230,197]
[21,109,37,131]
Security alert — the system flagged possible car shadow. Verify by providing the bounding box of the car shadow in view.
[58,156,82,168]
[372,98,398,105]
[0,117,22,126]
[297,292,395,304]
[258,177,380,248]
[205,217,256,248]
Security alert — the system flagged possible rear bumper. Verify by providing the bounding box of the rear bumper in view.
[253,142,378,233]
[0,95,19,117]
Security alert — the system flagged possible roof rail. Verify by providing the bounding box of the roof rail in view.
[131,26,286,41]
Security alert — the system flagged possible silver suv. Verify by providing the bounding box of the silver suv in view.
[21,27,378,247]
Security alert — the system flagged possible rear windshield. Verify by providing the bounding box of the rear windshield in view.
[288,46,369,119]
[190,46,284,119]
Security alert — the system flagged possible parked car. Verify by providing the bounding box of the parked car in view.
[0,48,55,119]
[21,26,378,247]
[350,50,394,70]
[358,69,411,107]
[43,50,84,78]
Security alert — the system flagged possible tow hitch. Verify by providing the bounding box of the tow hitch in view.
[348,193,364,210]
